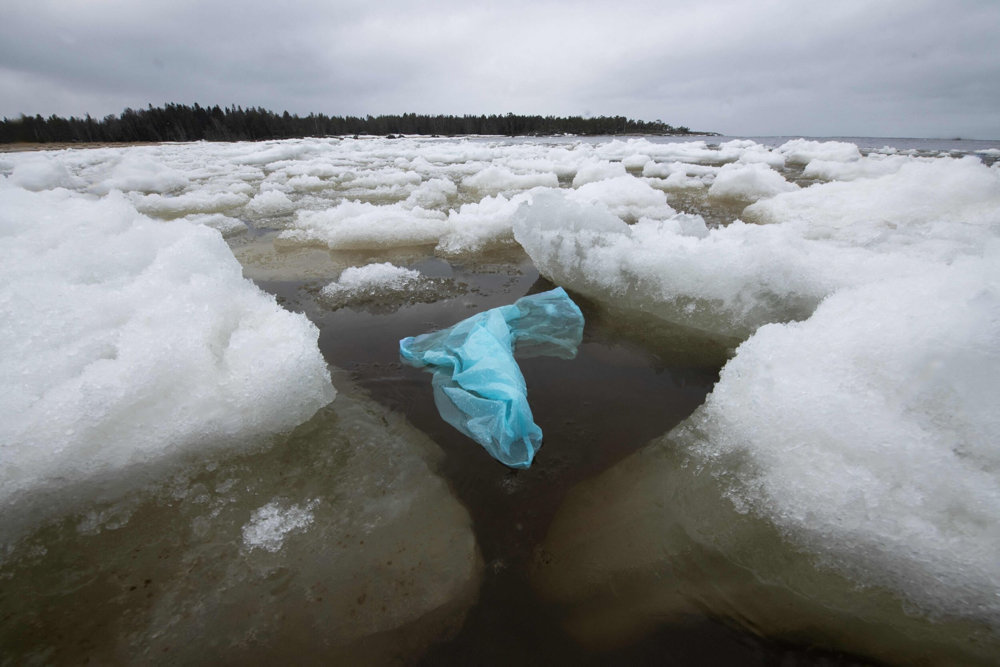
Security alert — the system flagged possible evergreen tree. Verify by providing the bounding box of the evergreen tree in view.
[0,104,711,144]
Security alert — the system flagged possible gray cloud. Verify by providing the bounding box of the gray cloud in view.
[1,0,997,137]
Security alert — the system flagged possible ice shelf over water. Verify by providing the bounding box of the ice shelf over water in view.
[0,180,335,535]
[2,134,999,662]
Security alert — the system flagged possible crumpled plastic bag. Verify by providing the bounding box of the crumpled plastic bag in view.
[399,287,584,468]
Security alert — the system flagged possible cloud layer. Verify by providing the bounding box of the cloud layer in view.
[2,0,998,138]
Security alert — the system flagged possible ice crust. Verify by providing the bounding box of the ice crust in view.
[0,182,335,524]
[322,262,422,298]
[242,499,319,553]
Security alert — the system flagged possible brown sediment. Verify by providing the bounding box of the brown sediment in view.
[0,141,163,153]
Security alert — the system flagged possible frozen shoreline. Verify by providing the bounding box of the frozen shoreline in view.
[1,134,998,664]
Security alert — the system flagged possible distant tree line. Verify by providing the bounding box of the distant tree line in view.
[0,103,706,144]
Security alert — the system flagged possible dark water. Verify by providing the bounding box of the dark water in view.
[255,250,873,665]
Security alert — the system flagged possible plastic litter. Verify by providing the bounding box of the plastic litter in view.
[400,287,584,468]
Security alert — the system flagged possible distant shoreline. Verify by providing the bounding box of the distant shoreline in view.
[0,104,715,145]
[0,133,719,153]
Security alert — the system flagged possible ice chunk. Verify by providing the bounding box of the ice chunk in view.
[568,174,675,220]
[571,159,627,187]
[802,153,914,181]
[513,191,822,340]
[0,385,482,665]
[461,165,559,193]
[130,190,250,217]
[707,162,799,202]
[233,141,315,166]
[403,177,458,209]
[437,191,534,255]
[728,140,786,168]
[247,189,296,216]
[516,157,1000,341]
[92,154,189,194]
[281,201,449,249]
[681,255,1000,621]
[597,138,723,164]
[528,148,1000,665]
[621,153,651,170]
[642,160,719,182]
[10,156,84,191]
[0,183,335,531]
[777,138,862,165]
[400,288,584,468]
[319,262,465,312]
[744,156,1000,245]
[183,213,248,237]
[322,263,422,298]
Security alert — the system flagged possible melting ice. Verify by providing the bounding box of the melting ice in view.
[1,133,999,664]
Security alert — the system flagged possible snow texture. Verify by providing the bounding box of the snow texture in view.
[0,182,334,522]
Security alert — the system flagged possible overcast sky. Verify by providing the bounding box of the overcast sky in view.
[2,0,998,138]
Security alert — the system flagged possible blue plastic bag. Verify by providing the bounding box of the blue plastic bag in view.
[400,287,584,468]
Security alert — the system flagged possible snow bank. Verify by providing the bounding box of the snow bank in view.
[0,184,335,523]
